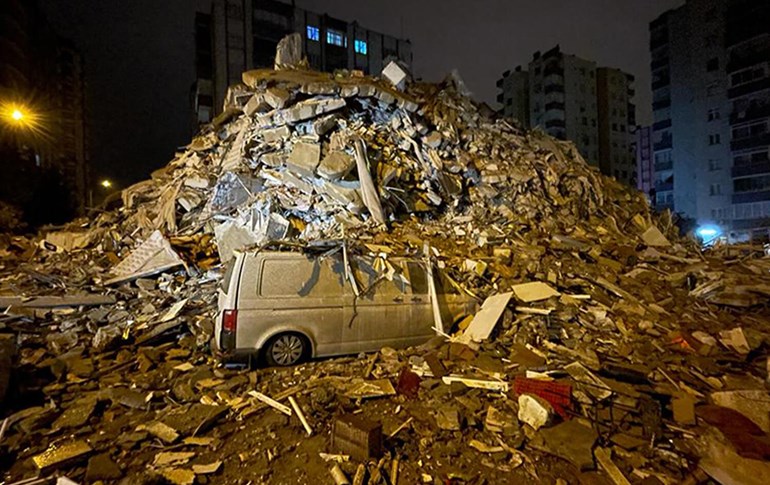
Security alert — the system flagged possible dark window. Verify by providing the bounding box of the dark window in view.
[707,58,719,72]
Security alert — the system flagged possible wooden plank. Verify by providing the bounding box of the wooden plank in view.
[0,294,115,309]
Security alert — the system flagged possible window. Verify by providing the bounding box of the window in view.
[708,159,721,171]
[307,25,320,41]
[326,29,344,46]
[707,83,720,97]
[354,39,367,55]
[582,117,588,126]
[612,123,618,131]
[620,125,626,132]
[707,58,719,72]
[709,183,722,196]
[260,258,345,298]
[707,108,720,121]
[708,134,721,145]
[591,118,596,127]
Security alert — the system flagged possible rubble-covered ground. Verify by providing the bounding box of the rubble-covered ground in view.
[1,54,770,485]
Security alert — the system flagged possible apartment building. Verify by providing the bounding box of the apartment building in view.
[193,0,413,125]
[496,46,636,185]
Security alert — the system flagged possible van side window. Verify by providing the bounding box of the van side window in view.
[260,258,343,297]
[350,258,408,299]
[406,262,428,294]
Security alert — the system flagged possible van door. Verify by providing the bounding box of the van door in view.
[342,258,414,352]
[236,253,346,356]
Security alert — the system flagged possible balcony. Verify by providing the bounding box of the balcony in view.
[726,6,770,47]
[655,180,674,192]
[545,119,566,129]
[653,119,672,131]
[653,99,671,110]
[655,160,673,172]
[730,104,770,124]
[544,83,565,94]
[545,101,565,111]
[732,161,770,178]
[731,132,770,151]
[727,48,770,73]
[652,77,670,90]
[651,57,669,70]
[733,190,770,204]
[728,77,770,99]
[654,137,673,151]
[544,63,564,77]
[650,35,668,50]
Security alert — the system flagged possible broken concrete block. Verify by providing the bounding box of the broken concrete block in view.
[672,395,696,425]
[140,421,180,443]
[332,414,383,461]
[424,132,442,149]
[511,282,560,303]
[243,93,271,116]
[287,142,321,177]
[312,114,339,136]
[86,453,122,481]
[518,393,554,430]
[274,32,303,69]
[261,152,286,168]
[92,325,122,352]
[318,151,355,180]
[435,405,461,431]
[264,87,291,109]
[160,468,196,485]
[538,420,597,471]
[33,440,93,472]
[640,225,670,247]
[53,398,97,429]
[381,61,410,90]
[262,125,291,143]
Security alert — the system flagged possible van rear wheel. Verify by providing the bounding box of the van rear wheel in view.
[264,333,308,366]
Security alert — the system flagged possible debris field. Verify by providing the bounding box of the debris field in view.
[0,46,769,484]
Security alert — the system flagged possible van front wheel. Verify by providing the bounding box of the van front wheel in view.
[264,333,308,366]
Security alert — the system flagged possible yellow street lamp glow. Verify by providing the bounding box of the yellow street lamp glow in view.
[101,179,112,188]
[11,109,23,121]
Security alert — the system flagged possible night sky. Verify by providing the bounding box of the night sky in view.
[40,0,683,191]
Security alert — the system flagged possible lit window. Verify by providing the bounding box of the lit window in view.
[355,39,368,55]
[326,29,344,46]
[307,25,319,41]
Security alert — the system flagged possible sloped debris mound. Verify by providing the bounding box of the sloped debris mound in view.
[0,60,769,484]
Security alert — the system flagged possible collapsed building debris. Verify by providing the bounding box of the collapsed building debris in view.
[0,48,769,484]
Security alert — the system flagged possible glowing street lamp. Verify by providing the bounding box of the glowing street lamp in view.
[11,109,24,121]
[100,179,113,189]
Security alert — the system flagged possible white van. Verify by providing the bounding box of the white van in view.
[214,251,475,366]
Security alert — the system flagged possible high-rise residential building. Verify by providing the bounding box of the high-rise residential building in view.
[597,68,637,186]
[192,0,413,125]
[0,1,89,220]
[496,46,637,185]
[724,0,770,238]
[496,67,529,127]
[636,125,654,197]
[650,0,770,241]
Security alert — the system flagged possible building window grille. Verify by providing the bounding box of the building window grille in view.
[354,39,368,55]
[307,26,320,41]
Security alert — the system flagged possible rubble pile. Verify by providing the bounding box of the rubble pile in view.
[0,56,769,484]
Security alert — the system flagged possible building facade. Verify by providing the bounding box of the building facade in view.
[597,68,637,186]
[636,125,654,196]
[193,0,413,125]
[650,0,770,241]
[496,46,636,185]
[496,67,529,127]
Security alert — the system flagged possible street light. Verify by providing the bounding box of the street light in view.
[11,109,23,121]
[101,179,112,189]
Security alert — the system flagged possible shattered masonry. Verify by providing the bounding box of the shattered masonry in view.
[0,53,769,484]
